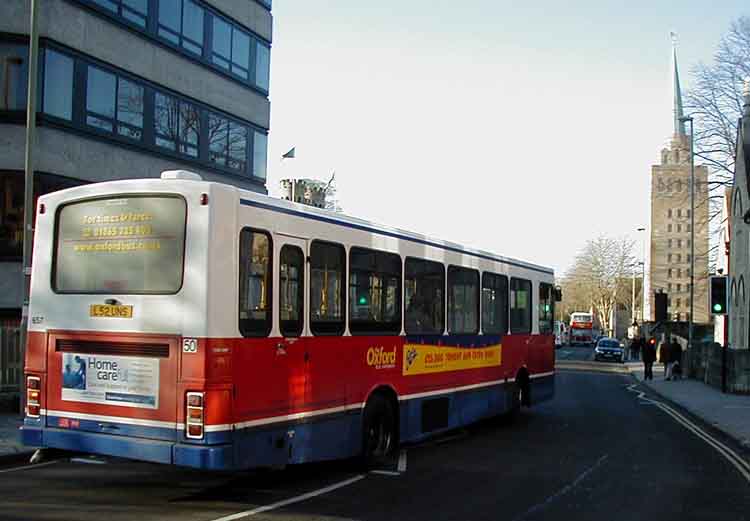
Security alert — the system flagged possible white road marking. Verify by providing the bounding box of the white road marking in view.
[626,384,750,483]
[397,449,407,472]
[70,457,107,465]
[0,460,58,474]
[511,453,609,521]
[370,470,401,476]
[208,474,366,521]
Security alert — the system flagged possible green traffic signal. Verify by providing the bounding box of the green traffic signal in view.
[358,296,368,305]
[713,303,723,313]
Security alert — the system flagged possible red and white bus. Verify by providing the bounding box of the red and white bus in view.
[569,312,595,346]
[22,171,556,470]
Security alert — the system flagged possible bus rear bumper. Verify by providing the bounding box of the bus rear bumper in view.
[21,426,234,470]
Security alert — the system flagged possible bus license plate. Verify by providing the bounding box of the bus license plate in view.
[90,304,133,318]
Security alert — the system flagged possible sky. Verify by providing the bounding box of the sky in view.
[265,0,746,277]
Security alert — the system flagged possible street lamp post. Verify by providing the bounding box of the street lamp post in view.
[679,115,695,356]
[637,227,646,322]
[19,0,40,415]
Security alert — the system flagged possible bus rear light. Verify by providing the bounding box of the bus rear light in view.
[186,392,204,439]
[187,394,203,407]
[26,376,41,418]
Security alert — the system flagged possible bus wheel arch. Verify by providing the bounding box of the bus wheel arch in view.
[360,386,399,468]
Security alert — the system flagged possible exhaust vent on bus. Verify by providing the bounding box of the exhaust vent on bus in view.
[56,340,169,358]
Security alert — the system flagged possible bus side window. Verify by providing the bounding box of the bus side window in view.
[510,277,532,334]
[538,283,554,335]
[349,247,401,335]
[280,245,304,337]
[239,228,273,337]
[482,272,508,337]
[310,240,346,335]
[447,266,479,334]
[404,258,445,335]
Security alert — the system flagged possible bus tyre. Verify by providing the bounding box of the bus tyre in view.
[360,394,396,469]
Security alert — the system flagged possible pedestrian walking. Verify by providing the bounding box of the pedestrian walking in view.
[642,338,656,380]
[658,337,671,379]
[669,337,683,381]
[631,337,642,361]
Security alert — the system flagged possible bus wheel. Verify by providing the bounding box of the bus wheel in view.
[361,394,396,468]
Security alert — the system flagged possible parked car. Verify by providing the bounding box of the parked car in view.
[593,337,625,363]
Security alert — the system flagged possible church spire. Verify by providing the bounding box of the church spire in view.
[671,32,686,137]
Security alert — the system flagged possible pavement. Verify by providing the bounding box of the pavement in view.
[628,360,750,449]
[557,344,750,451]
[0,371,748,521]
[0,412,26,460]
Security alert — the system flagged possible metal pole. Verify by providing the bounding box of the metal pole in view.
[688,117,695,360]
[20,0,40,415]
[632,268,636,323]
[637,227,646,322]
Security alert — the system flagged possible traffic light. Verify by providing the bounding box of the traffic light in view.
[654,291,668,322]
[710,275,728,315]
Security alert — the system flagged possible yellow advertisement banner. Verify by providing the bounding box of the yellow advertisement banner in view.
[402,344,501,376]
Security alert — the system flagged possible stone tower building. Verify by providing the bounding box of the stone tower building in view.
[647,40,710,324]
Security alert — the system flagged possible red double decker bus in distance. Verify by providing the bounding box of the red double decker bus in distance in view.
[569,312,595,346]
[22,170,556,470]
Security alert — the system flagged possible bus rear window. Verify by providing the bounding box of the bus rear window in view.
[53,195,187,294]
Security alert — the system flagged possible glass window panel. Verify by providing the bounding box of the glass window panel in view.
[208,113,229,166]
[179,102,200,157]
[43,49,74,120]
[228,123,247,171]
[310,242,346,335]
[122,0,147,26]
[158,0,181,31]
[1,44,29,111]
[538,283,554,335]
[348,248,401,335]
[53,196,187,293]
[482,273,508,336]
[405,258,444,335]
[448,267,479,334]
[255,42,270,90]
[510,278,532,334]
[239,229,272,337]
[116,78,143,140]
[86,66,116,132]
[154,92,179,151]
[182,0,204,55]
[253,131,268,179]
[232,30,250,78]
[280,245,304,337]
[212,17,232,67]
[158,0,181,43]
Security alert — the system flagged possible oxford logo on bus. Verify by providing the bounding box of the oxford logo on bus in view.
[366,346,397,369]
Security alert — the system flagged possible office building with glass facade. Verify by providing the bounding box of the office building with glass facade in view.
[0,0,272,393]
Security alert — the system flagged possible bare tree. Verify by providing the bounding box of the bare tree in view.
[685,17,750,271]
[561,236,636,335]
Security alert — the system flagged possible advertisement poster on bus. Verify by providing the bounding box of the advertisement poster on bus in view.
[61,353,159,409]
